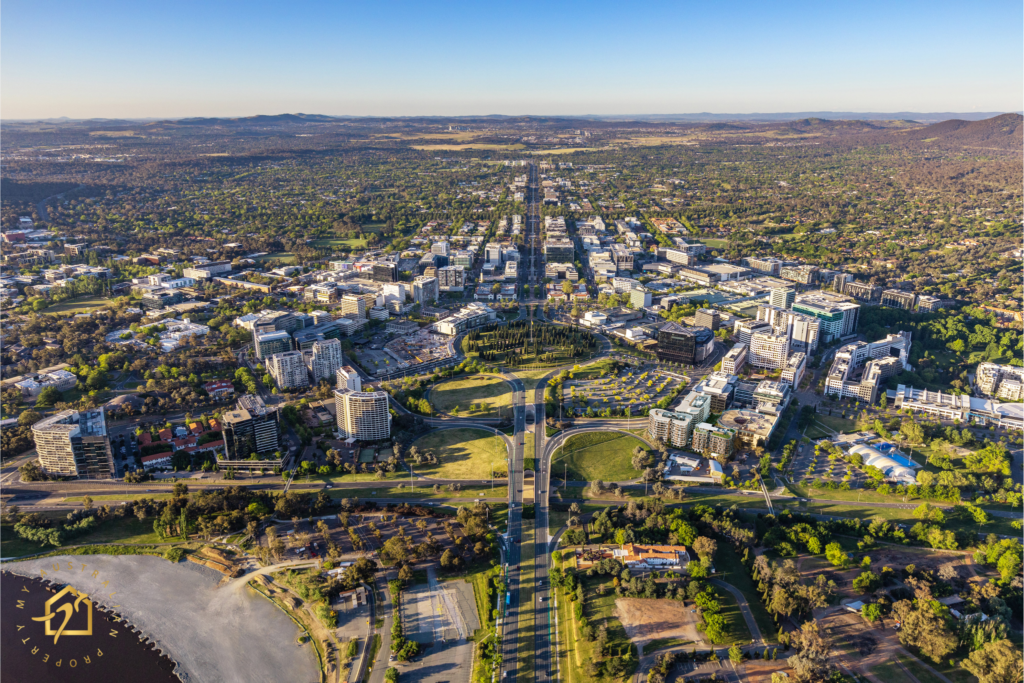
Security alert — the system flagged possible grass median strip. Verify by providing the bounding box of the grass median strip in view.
[517,518,536,683]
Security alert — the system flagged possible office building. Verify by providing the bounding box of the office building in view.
[718,409,778,448]
[306,338,344,384]
[694,308,720,331]
[334,389,391,441]
[438,265,466,292]
[832,273,853,292]
[32,408,114,480]
[691,423,736,459]
[769,287,795,310]
[183,260,232,280]
[744,256,782,276]
[976,363,1024,402]
[881,289,917,310]
[844,281,883,302]
[485,242,503,264]
[792,291,860,342]
[372,262,398,283]
[658,247,698,267]
[543,238,574,263]
[753,380,791,413]
[779,264,818,285]
[433,302,496,335]
[431,242,450,257]
[336,366,362,392]
[824,332,911,403]
[335,316,368,336]
[254,310,303,335]
[266,351,310,391]
[412,276,439,305]
[292,321,342,351]
[690,372,737,413]
[630,289,652,309]
[339,293,367,320]
[254,330,293,359]
[733,319,773,346]
[721,344,747,375]
[781,352,807,387]
[749,331,790,370]
[223,395,280,459]
[381,283,407,306]
[916,295,951,313]
[655,323,715,365]
[756,305,821,353]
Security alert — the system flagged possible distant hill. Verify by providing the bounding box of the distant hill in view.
[901,113,1022,151]
[153,113,341,126]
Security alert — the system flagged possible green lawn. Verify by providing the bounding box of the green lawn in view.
[317,485,508,500]
[254,252,297,264]
[517,519,536,683]
[805,414,858,439]
[43,296,112,314]
[643,637,692,654]
[411,428,508,479]
[795,499,1019,537]
[895,655,950,683]
[714,544,777,644]
[569,358,620,380]
[552,432,646,483]
[309,237,368,249]
[714,588,752,646]
[870,659,916,683]
[429,374,511,417]
[555,570,638,683]
[1,516,165,558]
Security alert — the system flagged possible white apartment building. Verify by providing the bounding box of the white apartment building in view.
[334,389,391,441]
[648,408,696,449]
[721,344,747,375]
[336,366,362,392]
[976,363,1024,402]
[266,350,310,390]
[306,338,344,384]
[412,276,439,304]
[769,287,795,310]
[749,331,790,370]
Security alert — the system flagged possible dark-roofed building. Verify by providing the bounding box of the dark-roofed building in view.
[655,323,715,366]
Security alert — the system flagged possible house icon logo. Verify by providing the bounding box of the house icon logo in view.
[32,585,94,644]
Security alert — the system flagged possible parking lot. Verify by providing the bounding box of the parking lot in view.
[562,364,687,416]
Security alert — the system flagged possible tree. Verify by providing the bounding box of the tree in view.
[693,536,717,562]
[852,571,880,594]
[892,599,957,664]
[961,639,1021,683]
[35,386,63,408]
[862,603,882,622]
[17,410,43,427]
[398,564,414,583]
[787,621,832,682]
[824,542,848,568]
[729,643,743,664]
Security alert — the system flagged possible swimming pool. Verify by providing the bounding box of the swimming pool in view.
[886,451,918,469]
[875,442,894,453]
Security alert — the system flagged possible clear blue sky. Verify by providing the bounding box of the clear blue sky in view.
[2,0,1021,119]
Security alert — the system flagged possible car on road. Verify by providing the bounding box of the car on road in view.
[325,484,333,489]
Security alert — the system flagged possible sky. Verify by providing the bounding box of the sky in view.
[2,0,1022,119]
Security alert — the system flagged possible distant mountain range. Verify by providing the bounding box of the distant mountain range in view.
[5,111,1020,125]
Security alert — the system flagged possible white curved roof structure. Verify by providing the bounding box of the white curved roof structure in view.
[849,444,918,484]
